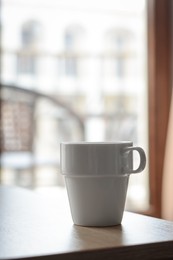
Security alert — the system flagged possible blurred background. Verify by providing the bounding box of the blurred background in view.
[0,0,172,219]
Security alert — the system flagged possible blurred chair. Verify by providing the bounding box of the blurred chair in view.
[162,91,173,221]
[0,85,84,187]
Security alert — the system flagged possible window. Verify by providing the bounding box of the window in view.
[1,0,149,213]
[17,54,36,75]
[104,29,134,79]
[21,21,42,48]
[17,20,43,75]
[61,25,85,77]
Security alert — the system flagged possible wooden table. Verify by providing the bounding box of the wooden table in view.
[0,185,173,260]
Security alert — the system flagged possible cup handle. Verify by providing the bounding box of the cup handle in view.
[122,147,146,174]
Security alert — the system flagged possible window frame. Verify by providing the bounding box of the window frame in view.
[147,0,173,218]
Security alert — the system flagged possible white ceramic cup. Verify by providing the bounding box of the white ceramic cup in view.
[60,142,146,227]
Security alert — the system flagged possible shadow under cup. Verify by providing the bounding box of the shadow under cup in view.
[60,142,146,227]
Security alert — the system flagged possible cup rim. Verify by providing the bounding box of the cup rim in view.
[62,174,129,178]
[60,141,132,145]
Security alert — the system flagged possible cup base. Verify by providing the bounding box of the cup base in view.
[72,219,122,227]
[73,222,122,227]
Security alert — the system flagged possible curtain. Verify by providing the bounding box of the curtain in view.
[162,91,173,220]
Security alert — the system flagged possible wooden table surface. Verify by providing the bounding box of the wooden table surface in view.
[0,185,173,260]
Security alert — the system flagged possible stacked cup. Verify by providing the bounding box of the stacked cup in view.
[60,141,146,227]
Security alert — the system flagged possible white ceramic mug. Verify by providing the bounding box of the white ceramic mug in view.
[60,142,146,227]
